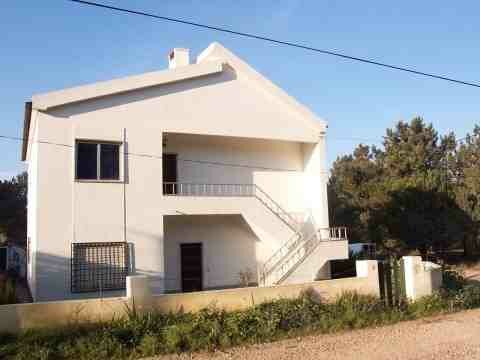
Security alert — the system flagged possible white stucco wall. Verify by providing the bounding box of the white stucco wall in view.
[26,111,39,300]
[403,256,443,300]
[164,215,258,292]
[282,240,349,285]
[165,132,305,213]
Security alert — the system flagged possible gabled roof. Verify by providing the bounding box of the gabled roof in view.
[196,42,326,133]
[23,42,327,160]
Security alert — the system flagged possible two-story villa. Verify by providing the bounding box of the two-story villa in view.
[22,42,348,301]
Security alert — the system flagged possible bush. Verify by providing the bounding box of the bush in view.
[407,293,448,317]
[450,285,480,309]
[0,277,16,305]
[442,268,467,292]
[1,279,480,359]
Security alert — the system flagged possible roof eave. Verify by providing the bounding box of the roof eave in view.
[21,101,32,161]
[31,60,224,111]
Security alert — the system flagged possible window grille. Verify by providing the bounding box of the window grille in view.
[71,242,129,293]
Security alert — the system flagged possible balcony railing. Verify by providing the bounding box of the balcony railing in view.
[163,182,300,231]
[163,182,256,197]
[328,226,348,240]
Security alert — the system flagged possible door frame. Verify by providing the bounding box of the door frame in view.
[162,152,178,195]
[180,242,203,292]
[162,152,178,181]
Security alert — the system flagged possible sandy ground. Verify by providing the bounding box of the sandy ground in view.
[151,309,480,360]
[464,264,480,284]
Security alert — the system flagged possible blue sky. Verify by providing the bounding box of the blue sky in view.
[1,1,479,179]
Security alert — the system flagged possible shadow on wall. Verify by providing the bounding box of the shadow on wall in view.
[34,251,127,302]
[34,239,159,302]
[163,214,259,293]
[48,66,238,118]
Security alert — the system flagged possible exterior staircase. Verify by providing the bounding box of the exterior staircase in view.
[163,182,347,286]
[259,226,348,286]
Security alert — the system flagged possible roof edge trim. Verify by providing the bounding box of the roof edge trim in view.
[21,101,32,161]
[32,60,224,111]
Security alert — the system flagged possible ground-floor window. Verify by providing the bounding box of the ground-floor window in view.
[71,242,129,293]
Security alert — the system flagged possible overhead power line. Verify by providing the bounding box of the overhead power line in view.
[1,132,474,173]
[0,134,320,172]
[0,133,383,148]
[66,0,480,89]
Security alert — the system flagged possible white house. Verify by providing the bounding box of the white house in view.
[22,42,348,302]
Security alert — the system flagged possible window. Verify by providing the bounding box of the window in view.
[71,242,129,293]
[76,141,120,181]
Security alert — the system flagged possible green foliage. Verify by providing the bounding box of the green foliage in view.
[442,268,467,291]
[407,293,448,317]
[329,118,480,256]
[451,126,480,255]
[451,285,480,309]
[0,277,17,305]
[0,172,27,244]
[2,279,480,359]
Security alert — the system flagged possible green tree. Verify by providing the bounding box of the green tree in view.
[452,126,480,255]
[329,117,477,258]
[329,144,386,246]
[0,172,27,244]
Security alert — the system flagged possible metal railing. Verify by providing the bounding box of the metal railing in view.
[163,182,255,197]
[260,226,348,286]
[328,227,348,240]
[162,182,300,231]
[259,223,311,285]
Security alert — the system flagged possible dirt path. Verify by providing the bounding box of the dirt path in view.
[465,265,480,284]
[152,309,480,360]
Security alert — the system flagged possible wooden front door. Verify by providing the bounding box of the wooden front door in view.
[180,243,203,292]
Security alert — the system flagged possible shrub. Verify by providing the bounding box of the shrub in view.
[442,268,467,291]
[0,277,16,305]
[451,285,480,309]
[406,293,448,317]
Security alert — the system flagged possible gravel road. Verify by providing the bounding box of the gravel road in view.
[152,309,480,360]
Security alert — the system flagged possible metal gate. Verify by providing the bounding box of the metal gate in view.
[378,258,406,306]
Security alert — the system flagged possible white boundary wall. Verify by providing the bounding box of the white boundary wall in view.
[0,260,379,334]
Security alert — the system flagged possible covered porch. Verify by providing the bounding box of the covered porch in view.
[163,214,260,293]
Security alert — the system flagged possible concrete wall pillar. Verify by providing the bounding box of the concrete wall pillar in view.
[126,275,151,299]
[355,260,380,297]
[403,256,443,300]
[126,275,153,312]
[302,136,329,235]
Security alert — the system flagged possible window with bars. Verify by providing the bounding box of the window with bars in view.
[71,242,129,293]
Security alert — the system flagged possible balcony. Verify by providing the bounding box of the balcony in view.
[163,182,300,232]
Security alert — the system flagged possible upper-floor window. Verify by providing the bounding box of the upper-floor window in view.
[76,141,120,181]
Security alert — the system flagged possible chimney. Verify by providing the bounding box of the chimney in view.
[168,48,190,69]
